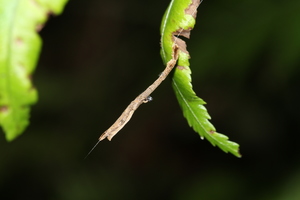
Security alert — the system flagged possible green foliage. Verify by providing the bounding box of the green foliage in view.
[0,0,69,141]
[160,0,241,157]
[0,0,241,159]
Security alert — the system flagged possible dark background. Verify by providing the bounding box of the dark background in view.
[1,0,300,199]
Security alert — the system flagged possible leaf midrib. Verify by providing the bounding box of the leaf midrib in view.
[160,0,175,62]
[172,78,239,154]
[4,0,21,135]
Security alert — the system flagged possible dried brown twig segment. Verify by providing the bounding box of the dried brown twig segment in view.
[99,44,179,141]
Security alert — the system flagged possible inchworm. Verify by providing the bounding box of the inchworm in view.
[84,44,179,159]
[85,0,201,158]
[99,44,179,142]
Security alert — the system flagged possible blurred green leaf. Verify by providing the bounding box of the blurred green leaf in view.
[0,0,69,141]
[160,0,240,157]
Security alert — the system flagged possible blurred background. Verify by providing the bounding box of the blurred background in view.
[1,0,300,199]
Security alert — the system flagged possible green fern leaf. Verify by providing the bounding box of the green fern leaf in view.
[0,0,69,141]
[160,0,241,157]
